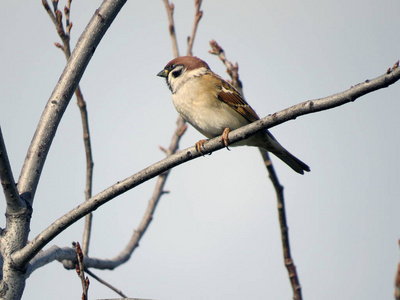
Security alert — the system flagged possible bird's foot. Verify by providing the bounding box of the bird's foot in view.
[221,128,231,151]
[195,139,208,155]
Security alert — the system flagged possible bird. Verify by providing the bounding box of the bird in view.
[157,56,310,174]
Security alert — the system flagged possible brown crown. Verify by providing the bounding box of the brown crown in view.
[164,56,210,71]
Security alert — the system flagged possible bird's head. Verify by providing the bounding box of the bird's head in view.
[157,56,210,93]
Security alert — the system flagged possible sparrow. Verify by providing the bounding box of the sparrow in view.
[157,56,310,174]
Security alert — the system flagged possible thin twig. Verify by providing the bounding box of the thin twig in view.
[42,0,71,59]
[64,0,73,37]
[187,0,203,56]
[76,86,95,256]
[85,266,128,297]
[259,149,302,300]
[43,0,95,256]
[130,118,187,253]
[13,61,400,268]
[75,242,89,300]
[0,127,24,212]
[210,41,302,299]
[162,0,179,58]
[209,40,243,95]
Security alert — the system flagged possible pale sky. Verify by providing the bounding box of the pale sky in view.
[1,1,400,299]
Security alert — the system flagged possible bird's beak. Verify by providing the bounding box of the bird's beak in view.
[157,69,168,78]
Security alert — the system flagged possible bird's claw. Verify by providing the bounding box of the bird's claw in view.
[195,139,208,155]
[221,128,231,151]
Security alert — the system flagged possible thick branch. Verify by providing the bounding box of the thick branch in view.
[26,246,76,277]
[0,128,24,213]
[17,0,127,204]
[12,64,400,267]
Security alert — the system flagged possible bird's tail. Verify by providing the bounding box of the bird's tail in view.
[271,148,310,174]
[252,131,310,175]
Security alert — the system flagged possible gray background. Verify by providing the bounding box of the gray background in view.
[0,0,399,299]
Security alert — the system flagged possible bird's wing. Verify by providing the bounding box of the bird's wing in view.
[205,73,260,123]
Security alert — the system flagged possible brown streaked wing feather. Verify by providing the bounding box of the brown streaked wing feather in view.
[206,73,260,123]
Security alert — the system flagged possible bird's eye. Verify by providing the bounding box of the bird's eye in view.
[171,66,183,78]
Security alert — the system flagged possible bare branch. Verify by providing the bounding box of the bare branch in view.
[17,0,126,215]
[77,85,95,256]
[209,39,243,94]
[52,0,58,12]
[75,242,89,300]
[12,63,400,268]
[127,117,186,261]
[26,245,76,277]
[42,0,60,32]
[187,0,203,56]
[64,0,73,37]
[259,149,302,299]
[162,0,179,58]
[42,0,71,59]
[211,43,302,298]
[85,268,128,298]
[0,127,24,213]
[44,0,95,258]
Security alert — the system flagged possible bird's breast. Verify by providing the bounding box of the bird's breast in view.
[172,80,249,138]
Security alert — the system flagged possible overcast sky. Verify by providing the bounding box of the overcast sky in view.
[1,1,400,299]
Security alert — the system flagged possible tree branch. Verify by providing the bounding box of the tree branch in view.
[42,0,72,59]
[26,245,76,277]
[0,128,24,213]
[259,149,302,299]
[74,242,89,300]
[85,268,127,298]
[111,117,186,269]
[17,0,126,208]
[78,86,95,256]
[209,40,243,95]
[187,0,202,56]
[162,0,179,58]
[12,62,400,268]
[44,0,95,259]
[209,40,302,299]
